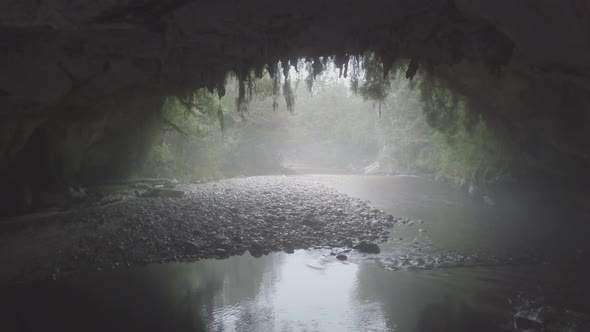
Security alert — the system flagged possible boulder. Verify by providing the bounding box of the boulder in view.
[353,241,381,254]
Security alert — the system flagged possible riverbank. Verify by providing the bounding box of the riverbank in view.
[0,176,400,284]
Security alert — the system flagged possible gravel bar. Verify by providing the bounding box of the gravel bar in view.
[0,176,399,282]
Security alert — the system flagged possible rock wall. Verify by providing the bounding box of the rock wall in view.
[0,88,163,216]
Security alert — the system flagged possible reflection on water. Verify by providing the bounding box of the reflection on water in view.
[208,251,390,332]
[3,250,590,331]
[2,175,590,331]
[312,175,590,261]
[1,251,393,332]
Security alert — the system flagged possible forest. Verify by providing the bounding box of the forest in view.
[142,56,510,195]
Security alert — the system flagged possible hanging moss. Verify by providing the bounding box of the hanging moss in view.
[283,70,295,113]
[350,55,361,95]
[236,74,247,116]
[272,63,281,111]
[312,56,324,79]
[334,54,348,78]
[358,52,390,103]
[405,59,419,80]
[304,59,314,93]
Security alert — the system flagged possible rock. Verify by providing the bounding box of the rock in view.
[336,254,348,261]
[419,229,426,233]
[215,248,228,258]
[133,183,152,190]
[249,249,263,258]
[513,315,543,331]
[184,241,199,252]
[353,241,381,254]
[249,241,263,257]
[163,178,178,188]
[284,247,295,254]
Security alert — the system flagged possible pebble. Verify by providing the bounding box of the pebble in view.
[14,176,400,279]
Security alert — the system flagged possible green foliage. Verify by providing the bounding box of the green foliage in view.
[373,71,511,183]
[142,55,514,186]
[284,82,379,167]
[358,53,390,103]
[145,142,175,176]
[142,90,224,181]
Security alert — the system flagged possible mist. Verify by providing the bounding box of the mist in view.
[143,62,451,184]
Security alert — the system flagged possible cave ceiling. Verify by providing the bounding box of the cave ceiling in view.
[1,0,590,116]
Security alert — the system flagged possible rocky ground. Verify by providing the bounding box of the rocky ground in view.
[0,176,401,283]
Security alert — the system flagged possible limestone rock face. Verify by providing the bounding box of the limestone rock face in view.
[1,0,590,215]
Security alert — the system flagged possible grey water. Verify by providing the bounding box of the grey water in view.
[2,175,590,331]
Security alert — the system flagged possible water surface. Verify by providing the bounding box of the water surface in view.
[2,175,590,331]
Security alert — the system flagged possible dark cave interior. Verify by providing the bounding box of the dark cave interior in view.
[1,0,590,216]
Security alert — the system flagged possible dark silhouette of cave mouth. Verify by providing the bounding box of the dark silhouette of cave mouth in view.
[1,1,590,216]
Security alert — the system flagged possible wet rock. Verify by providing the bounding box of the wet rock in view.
[249,241,264,257]
[353,241,381,254]
[513,314,543,331]
[336,254,348,261]
[215,248,228,258]
[184,241,199,252]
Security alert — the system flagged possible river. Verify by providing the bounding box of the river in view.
[2,175,590,331]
